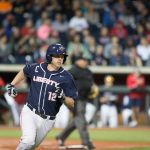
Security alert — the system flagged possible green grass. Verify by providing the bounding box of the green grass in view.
[0,128,150,143]
[0,130,20,137]
[112,148,150,150]
[46,129,150,142]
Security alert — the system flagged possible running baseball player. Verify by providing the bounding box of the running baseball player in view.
[6,43,78,150]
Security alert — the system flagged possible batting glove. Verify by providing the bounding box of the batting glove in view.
[55,87,65,101]
[6,83,18,97]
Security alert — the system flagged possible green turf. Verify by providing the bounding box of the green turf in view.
[0,130,21,137]
[0,128,150,143]
[112,148,150,150]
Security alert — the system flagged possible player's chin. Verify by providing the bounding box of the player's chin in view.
[57,62,63,67]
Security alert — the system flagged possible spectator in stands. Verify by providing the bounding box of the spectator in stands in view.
[113,0,126,17]
[33,44,48,63]
[104,36,122,63]
[145,21,150,44]
[108,47,122,66]
[52,13,69,45]
[52,13,68,34]
[10,26,21,52]
[91,45,107,66]
[35,11,49,28]
[37,18,58,43]
[118,9,136,35]
[101,9,117,28]
[126,68,145,126]
[90,0,107,11]
[0,1,12,14]
[68,9,89,32]
[110,20,128,46]
[84,3,100,27]
[13,33,36,64]
[84,3,100,35]
[82,29,91,46]
[57,0,73,20]
[132,23,147,46]
[132,1,149,22]
[66,33,92,64]
[71,0,81,12]
[12,0,27,27]
[109,46,129,66]
[2,14,15,39]
[136,37,150,66]
[128,46,143,67]
[20,18,35,37]
[84,35,97,58]
[98,26,110,46]
[0,34,12,63]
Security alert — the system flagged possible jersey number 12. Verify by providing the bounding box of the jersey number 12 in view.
[48,92,57,101]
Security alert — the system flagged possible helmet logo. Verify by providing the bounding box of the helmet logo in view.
[59,46,65,51]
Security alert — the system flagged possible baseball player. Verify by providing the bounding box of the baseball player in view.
[99,75,118,128]
[6,43,78,150]
[121,95,138,127]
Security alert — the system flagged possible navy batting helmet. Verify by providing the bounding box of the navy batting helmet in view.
[46,43,68,63]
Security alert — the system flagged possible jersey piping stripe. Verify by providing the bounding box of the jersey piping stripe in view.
[41,70,65,114]
[38,63,46,113]
[42,74,52,114]
[40,64,61,114]
[40,64,65,114]
[59,69,65,74]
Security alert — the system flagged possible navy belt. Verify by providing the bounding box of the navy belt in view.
[26,103,56,120]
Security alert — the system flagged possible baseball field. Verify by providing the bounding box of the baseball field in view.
[0,126,150,150]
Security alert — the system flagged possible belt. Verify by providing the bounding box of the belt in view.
[26,103,56,120]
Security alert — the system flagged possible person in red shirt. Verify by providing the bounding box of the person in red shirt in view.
[110,20,128,41]
[0,76,10,124]
[126,68,145,125]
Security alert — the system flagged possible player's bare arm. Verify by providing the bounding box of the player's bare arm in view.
[6,69,25,97]
[11,69,25,86]
[64,97,74,109]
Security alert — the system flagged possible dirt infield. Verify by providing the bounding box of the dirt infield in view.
[0,138,150,150]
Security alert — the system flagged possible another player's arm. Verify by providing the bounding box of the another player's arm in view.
[100,96,108,103]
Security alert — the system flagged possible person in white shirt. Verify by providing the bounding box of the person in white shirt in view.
[136,37,150,66]
[69,9,89,32]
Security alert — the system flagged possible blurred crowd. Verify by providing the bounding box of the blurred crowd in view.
[0,0,150,66]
